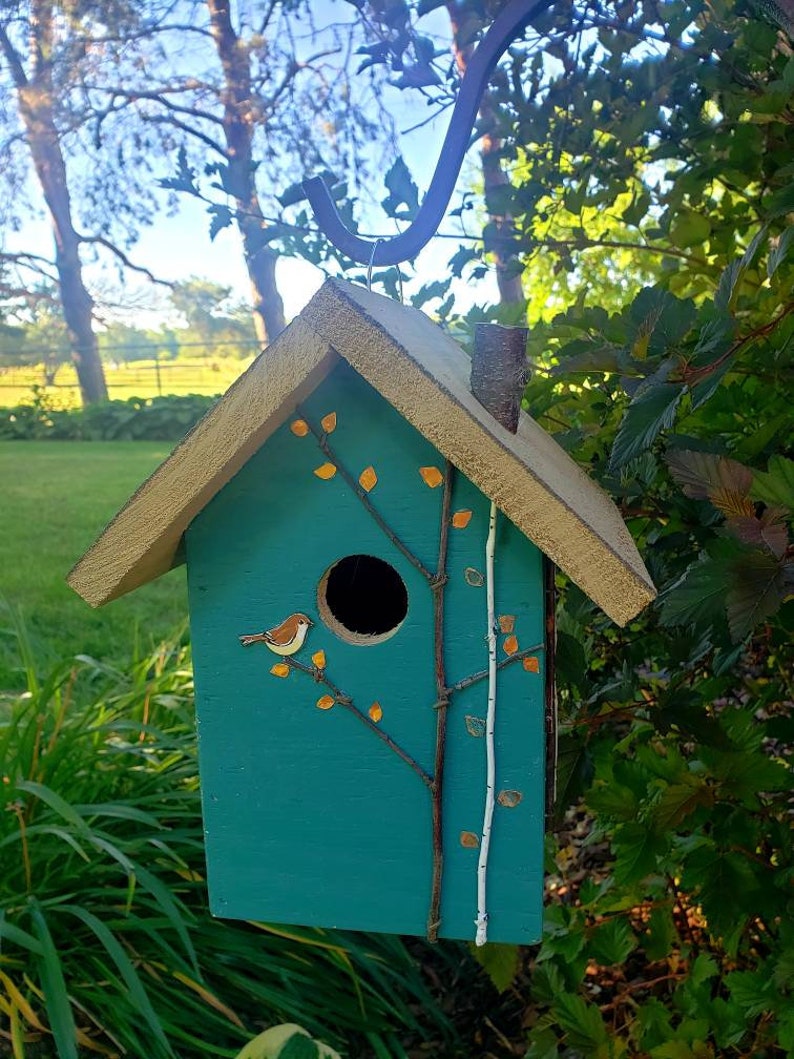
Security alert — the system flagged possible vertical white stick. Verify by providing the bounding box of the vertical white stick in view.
[476,500,498,947]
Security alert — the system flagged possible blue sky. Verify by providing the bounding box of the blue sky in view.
[7,0,499,329]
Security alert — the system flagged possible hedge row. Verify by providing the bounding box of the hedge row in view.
[0,393,218,441]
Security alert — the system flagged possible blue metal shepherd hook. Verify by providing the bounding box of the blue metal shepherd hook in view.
[302,0,552,267]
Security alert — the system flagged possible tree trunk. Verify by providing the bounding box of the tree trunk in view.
[207,0,285,346]
[1,4,108,404]
[446,4,525,306]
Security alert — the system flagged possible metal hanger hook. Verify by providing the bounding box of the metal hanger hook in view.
[302,0,552,268]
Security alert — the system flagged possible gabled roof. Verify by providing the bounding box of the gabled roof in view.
[68,278,656,625]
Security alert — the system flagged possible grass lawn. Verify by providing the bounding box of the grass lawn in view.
[0,441,188,688]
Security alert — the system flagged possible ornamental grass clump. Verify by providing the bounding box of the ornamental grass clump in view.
[0,621,455,1058]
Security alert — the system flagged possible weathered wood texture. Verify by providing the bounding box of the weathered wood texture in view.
[68,278,656,625]
[187,366,546,941]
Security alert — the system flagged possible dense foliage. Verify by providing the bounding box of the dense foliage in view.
[433,1,794,1054]
[0,392,217,441]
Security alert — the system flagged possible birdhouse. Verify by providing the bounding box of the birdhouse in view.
[69,279,655,946]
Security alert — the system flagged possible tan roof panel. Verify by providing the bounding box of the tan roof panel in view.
[69,279,655,625]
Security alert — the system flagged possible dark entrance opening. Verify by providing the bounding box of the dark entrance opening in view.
[318,554,408,645]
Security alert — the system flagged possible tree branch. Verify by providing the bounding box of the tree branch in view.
[78,235,172,287]
[447,643,546,696]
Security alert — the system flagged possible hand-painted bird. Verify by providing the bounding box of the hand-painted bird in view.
[239,613,313,656]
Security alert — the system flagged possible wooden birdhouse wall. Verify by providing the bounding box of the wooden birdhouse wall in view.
[185,362,547,943]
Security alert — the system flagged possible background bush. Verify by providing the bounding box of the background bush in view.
[0,392,217,441]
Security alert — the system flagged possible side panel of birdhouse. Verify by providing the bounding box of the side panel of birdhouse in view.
[186,362,546,943]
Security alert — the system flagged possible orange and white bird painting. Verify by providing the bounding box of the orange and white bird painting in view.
[239,612,313,656]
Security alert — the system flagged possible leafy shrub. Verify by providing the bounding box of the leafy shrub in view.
[0,623,457,1058]
[0,390,217,441]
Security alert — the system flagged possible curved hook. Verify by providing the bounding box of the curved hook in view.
[303,0,552,266]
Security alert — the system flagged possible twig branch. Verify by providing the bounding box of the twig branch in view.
[297,408,434,582]
[78,235,172,287]
[427,459,454,942]
[447,643,546,696]
[282,656,433,789]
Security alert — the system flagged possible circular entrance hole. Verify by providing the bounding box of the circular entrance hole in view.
[317,554,408,646]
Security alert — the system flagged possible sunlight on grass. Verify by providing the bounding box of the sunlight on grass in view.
[0,441,188,688]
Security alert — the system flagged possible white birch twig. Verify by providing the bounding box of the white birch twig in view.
[476,500,498,947]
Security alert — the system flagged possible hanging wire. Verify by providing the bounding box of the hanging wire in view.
[367,239,384,292]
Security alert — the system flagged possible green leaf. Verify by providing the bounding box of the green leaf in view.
[669,211,711,249]
[589,917,637,965]
[470,942,520,993]
[651,776,715,829]
[610,383,687,471]
[724,969,775,1018]
[767,226,794,278]
[751,455,794,510]
[280,1035,320,1059]
[30,902,79,1059]
[612,822,669,886]
[524,1028,560,1059]
[658,552,730,629]
[381,156,420,220]
[208,203,233,242]
[552,993,609,1051]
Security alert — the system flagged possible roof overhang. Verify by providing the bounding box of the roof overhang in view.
[68,279,656,626]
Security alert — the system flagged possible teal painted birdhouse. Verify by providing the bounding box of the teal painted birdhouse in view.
[69,279,655,945]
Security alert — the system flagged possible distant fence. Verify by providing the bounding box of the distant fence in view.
[0,357,252,407]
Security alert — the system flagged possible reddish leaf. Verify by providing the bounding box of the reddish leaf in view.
[727,550,788,642]
[460,831,480,848]
[452,509,473,528]
[290,419,309,437]
[503,635,519,656]
[498,615,516,633]
[523,656,541,673]
[666,450,753,513]
[726,509,790,559]
[321,412,337,434]
[497,790,523,808]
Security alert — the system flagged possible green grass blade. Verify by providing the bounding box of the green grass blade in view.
[0,915,44,955]
[15,781,90,837]
[59,905,175,1058]
[29,901,78,1059]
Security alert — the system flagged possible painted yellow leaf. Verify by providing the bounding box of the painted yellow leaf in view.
[419,466,443,488]
[503,635,519,656]
[359,466,378,492]
[270,663,290,678]
[321,411,337,434]
[497,789,523,808]
[460,831,480,849]
[313,462,337,480]
[311,650,327,669]
[369,702,383,723]
[499,615,516,634]
[523,656,541,673]
[316,695,335,710]
[452,509,472,529]
[290,419,309,437]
